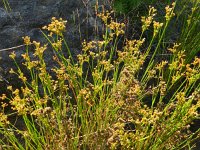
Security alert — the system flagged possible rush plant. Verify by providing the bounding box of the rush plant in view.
[0,1,199,150]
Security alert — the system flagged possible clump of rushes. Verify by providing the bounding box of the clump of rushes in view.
[0,2,199,149]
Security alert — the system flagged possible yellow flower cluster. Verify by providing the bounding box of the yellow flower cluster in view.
[8,88,31,115]
[107,21,125,37]
[77,87,93,106]
[0,112,10,126]
[42,17,67,36]
[153,21,164,37]
[82,40,98,52]
[168,43,181,53]
[100,60,114,72]
[31,107,52,117]
[165,2,176,21]
[141,6,157,32]
[124,39,145,53]
[98,11,125,37]
[155,60,168,71]
[97,11,113,24]
[22,36,31,45]
[33,41,47,57]
[9,51,16,59]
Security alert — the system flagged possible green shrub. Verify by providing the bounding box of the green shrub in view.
[112,0,172,14]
